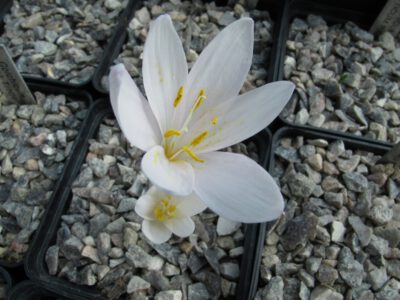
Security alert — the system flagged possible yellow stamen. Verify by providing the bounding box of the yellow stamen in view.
[153,197,177,221]
[192,89,206,112]
[173,86,184,108]
[190,131,209,147]
[164,129,182,138]
[212,116,218,125]
[182,146,204,163]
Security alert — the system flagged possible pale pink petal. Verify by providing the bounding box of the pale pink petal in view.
[194,151,284,223]
[109,64,161,151]
[164,217,195,238]
[142,219,171,244]
[143,14,188,133]
[141,145,195,196]
[174,18,254,128]
[184,81,295,153]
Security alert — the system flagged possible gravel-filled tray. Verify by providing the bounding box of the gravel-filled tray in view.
[0,83,91,267]
[0,267,11,299]
[277,0,399,144]
[95,0,277,93]
[26,100,271,300]
[0,0,130,85]
[253,127,400,300]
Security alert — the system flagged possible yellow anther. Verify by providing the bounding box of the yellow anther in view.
[212,116,218,125]
[192,89,206,112]
[173,86,184,108]
[164,129,182,138]
[190,131,209,147]
[182,146,204,163]
[153,197,177,221]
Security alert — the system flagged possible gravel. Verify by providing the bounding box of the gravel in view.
[281,14,400,143]
[0,91,87,263]
[46,116,261,299]
[0,0,128,84]
[255,134,400,300]
[101,0,273,93]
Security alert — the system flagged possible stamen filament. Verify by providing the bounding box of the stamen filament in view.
[164,129,182,138]
[192,89,206,112]
[182,146,204,163]
[190,131,209,147]
[180,89,207,133]
[173,86,184,108]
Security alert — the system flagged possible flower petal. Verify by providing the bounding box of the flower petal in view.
[174,18,254,128]
[135,186,163,220]
[194,151,284,223]
[187,81,295,153]
[164,217,195,238]
[143,14,188,133]
[142,145,195,196]
[177,193,207,216]
[142,219,171,244]
[109,64,161,151]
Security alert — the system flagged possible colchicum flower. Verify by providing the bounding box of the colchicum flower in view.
[135,186,206,243]
[110,15,294,223]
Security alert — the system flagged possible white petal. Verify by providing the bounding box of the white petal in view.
[177,193,207,216]
[174,18,254,128]
[135,186,164,220]
[109,64,161,151]
[142,219,172,244]
[142,145,195,196]
[190,81,295,153]
[194,152,284,223]
[164,217,195,238]
[143,14,188,133]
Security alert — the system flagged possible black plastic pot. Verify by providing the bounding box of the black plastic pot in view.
[0,82,92,270]
[7,281,68,300]
[26,99,273,299]
[0,0,133,89]
[271,0,393,146]
[92,0,286,94]
[92,0,144,94]
[0,0,12,22]
[0,266,12,299]
[249,125,392,299]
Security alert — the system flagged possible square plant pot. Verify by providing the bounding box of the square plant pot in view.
[252,126,399,300]
[274,0,398,145]
[92,0,285,93]
[26,99,274,300]
[0,0,135,87]
[0,81,92,268]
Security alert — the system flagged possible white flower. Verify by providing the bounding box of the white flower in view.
[109,14,294,223]
[135,186,206,243]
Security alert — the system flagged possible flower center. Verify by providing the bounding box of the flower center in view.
[153,197,177,221]
[162,87,218,163]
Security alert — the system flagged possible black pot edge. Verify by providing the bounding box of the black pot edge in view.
[6,280,69,300]
[25,99,274,300]
[249,125,392,299]
[273,0,394,146]
[0,81,93,269]
[0,0,12,22]
[92,0,144,94]
[0,266,12,297]
[235,128,272,300]
[26,100,115,300]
